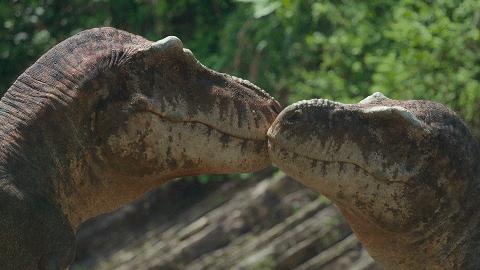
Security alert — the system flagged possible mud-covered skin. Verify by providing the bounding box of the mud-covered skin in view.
[0,27,280,269]
[268,93,480,269]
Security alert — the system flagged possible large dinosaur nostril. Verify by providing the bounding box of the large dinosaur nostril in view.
[269,100,282,115]
[262,100,282,123]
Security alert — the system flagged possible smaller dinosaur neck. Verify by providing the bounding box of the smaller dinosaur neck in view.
[446,173,480,269]
[342,172,480,270]
[421,199,480,269]
[339,207,431,269]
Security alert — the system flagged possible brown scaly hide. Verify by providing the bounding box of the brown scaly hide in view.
[268,93,480,269]
[0,27,280,269]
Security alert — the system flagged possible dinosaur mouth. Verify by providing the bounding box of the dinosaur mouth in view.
[145,110,268,143]
[268,138,401,185]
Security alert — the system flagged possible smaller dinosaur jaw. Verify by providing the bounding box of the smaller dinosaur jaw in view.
[268,136,380,180]
[268,140,411,227]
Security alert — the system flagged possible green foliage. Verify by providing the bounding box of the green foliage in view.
[213,0,480,134]
[1,0,479,135]
[0,0,236,91]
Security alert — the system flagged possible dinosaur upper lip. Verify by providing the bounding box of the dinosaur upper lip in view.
[268,135,409,186]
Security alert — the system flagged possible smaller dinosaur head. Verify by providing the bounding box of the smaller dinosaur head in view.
[268,92,479,266]
[92,35,281,183]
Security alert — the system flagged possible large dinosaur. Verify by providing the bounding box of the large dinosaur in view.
[268,93,480,269]
[0,27,280,269]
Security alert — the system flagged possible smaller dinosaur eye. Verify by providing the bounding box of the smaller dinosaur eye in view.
[172,64,180,73]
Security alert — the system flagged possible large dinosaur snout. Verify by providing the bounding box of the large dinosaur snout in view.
[94,34,281,181]
[128,35,281,142]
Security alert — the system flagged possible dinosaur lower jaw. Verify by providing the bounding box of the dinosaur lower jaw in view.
[268,141,413,230]
[173,120,270,175]
[268,140,411,210]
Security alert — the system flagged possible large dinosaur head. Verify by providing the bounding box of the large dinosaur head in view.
[268,92,480,267]
[92,34,280,180]
[1,28,280,224]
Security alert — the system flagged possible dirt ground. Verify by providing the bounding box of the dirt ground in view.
[72,169,382,270]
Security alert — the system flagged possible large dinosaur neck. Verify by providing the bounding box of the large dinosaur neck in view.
[0,89,172,229]
[0,27,148,166]
[0,28,157,228]
[0,95,90,227]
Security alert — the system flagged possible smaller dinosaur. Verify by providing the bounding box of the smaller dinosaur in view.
[268,92,480,269]
[0,27,280,269]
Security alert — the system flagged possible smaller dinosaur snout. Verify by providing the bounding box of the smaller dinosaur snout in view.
[267,102,308,139]
[282,109,304,125]
[271,98,344,128]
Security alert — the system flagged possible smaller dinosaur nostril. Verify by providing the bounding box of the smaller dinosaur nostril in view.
[284,109,303,125]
